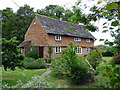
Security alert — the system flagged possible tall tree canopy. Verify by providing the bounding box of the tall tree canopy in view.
[2,4,34,42]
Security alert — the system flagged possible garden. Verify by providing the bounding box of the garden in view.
[1,43,120,88]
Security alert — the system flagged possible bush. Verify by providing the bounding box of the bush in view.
[87,49,103,69]
[97,59,120,88]
[23,57,35,61]
[111,56,120,64]
[51,43,90,84]
[26,50,38,59]
[69,63,90,84]
[51,57,69,76]
[23,58,46,69]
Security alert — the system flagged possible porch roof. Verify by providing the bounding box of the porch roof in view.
[18,40,31,48]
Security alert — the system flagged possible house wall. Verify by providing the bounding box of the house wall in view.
[47,34,94,57]
[47,34,94,47]
[24,16,49,57]
[25,16,48,46]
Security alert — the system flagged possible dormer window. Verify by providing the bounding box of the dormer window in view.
[74,37,81,42]
[55,35,61,41]
[86,39,90,43]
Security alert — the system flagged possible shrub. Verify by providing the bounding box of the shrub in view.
[69,63,90,84]
[23,57,35,61]
[50,57,69,76]
[87,49,103,69]
[97,59,120,88]
[26,50,38,59]
[51,43,91,84]
[23,58,46,69]
[111,56,120,64]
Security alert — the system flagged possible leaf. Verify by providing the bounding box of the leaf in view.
[103,22,107,25]
[102,30,108,33]
[99,39,104,41]
[113,68,119,73]
[118,13,120,20]
[110,79,117,87]
[102,12,109,16]
[111,21,119,26]
[109,27,114,29]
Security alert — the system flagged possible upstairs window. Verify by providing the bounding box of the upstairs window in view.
[76,47,82,54]
[55,47,61,53]
[74,37,81,42]
[86,39,90,43]
[55,35,61,41]
[86,47,90,53]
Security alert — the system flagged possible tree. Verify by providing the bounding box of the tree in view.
[2,8,16,40]
[2,4,35,42]
[2,37,24,71]
[37,5,65,20]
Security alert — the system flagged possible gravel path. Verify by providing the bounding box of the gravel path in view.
[40,68,52,78]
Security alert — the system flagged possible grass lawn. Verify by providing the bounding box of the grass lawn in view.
[2,67,47,86]
[44,57,112,88]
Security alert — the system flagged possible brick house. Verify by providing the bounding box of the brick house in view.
[19,14,96,58]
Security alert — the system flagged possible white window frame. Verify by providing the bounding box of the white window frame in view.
[86,39,90,43]
[86,47,90,53]
[21,48,23,53]
[55,35,61,41]
[30,47,32,51]
[74,37,81,42]
[55,47,61,53]
[76,47,82,54]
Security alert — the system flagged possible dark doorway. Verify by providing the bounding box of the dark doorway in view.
[39,47,44,58]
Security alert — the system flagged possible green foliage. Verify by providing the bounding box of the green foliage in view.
[2,75,50,88]
[97,59,120,88]
[23,57,35,61]
[23,58,46,69]
[89,1,120,54]
[47,46,53,59]
[2,5,34,42]
[87,49,102,69]
[26,50,38,59]
[69,63,90,84]
[51,43,90,84]
[98,45,114,57]
[51,57,69,76]
[2,37,24,71]
[111,56,120,64]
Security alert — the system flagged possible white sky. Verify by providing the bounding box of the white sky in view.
[0,0,114,46]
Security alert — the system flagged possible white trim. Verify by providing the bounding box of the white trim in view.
[86,39,90,43]
[55,35,61,41]
[74,37,81,42]
[30,47,32,51]
[76,47,82,54]
[55,47,61,53]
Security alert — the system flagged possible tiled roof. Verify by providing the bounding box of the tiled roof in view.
[37,15,96,40]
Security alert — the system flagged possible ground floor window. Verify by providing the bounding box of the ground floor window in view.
[76,47,82,54]
[55,47,61,53]
[86,47,90,52]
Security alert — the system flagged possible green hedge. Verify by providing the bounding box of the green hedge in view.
[23,58,46,69]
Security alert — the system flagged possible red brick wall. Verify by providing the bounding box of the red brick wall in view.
[47,34,94,47]
[47,34,94,57]
[25,16,48,46]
